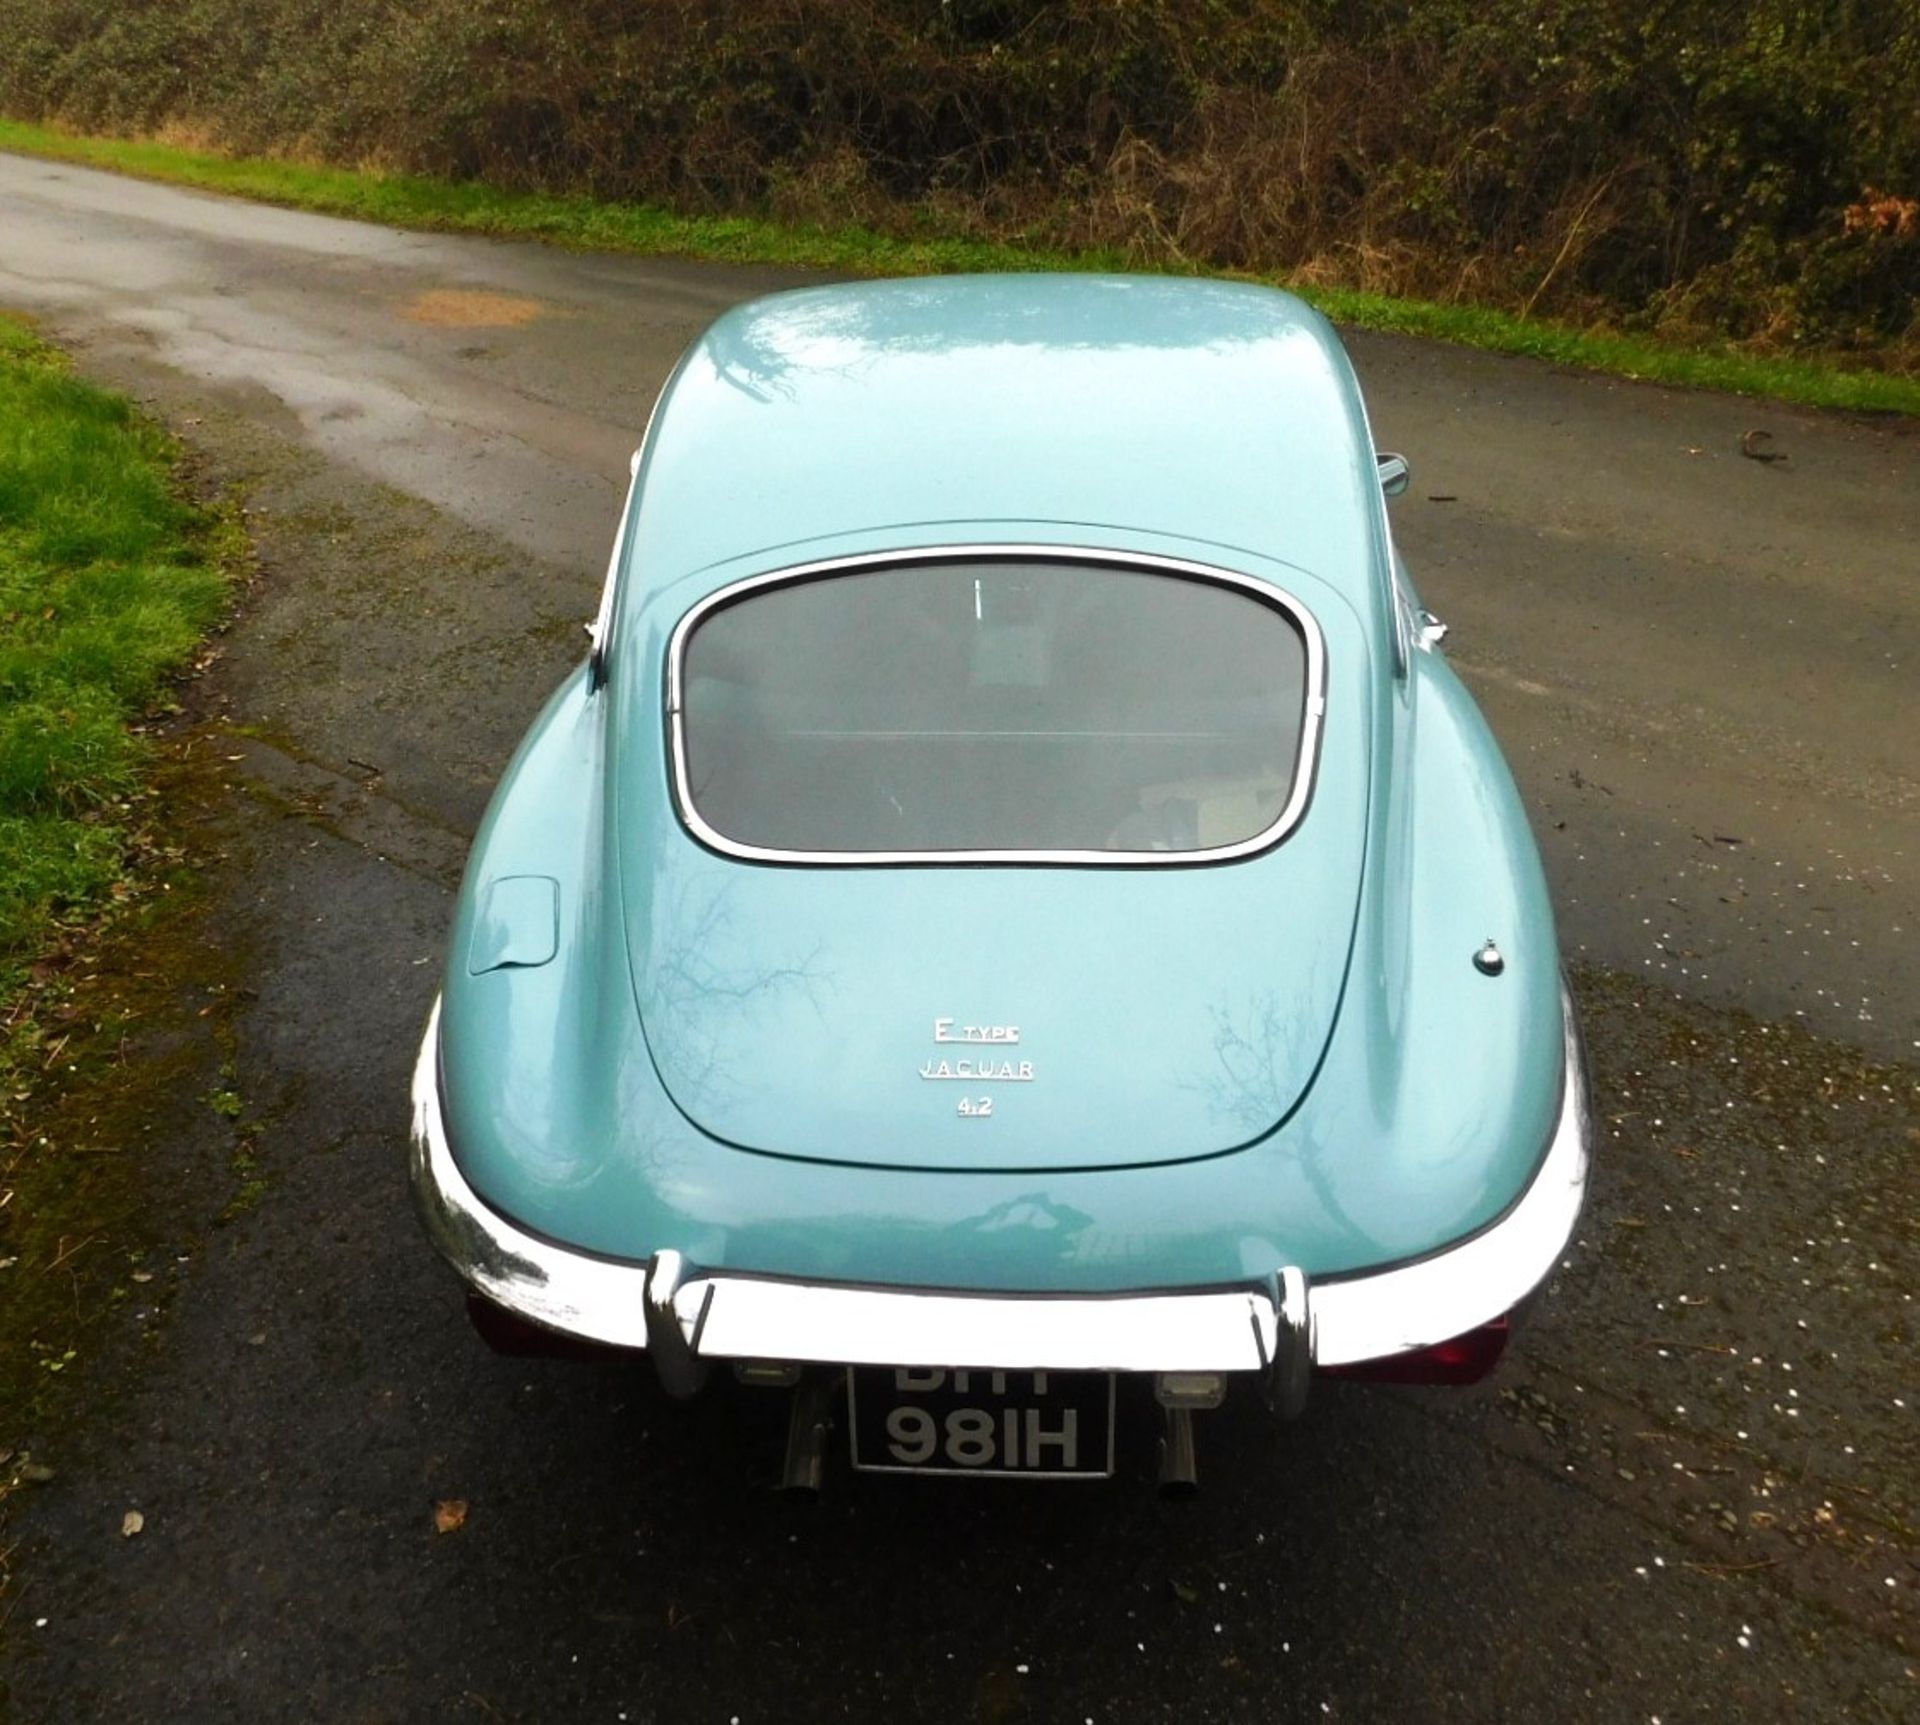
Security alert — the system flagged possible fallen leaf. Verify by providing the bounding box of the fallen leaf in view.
[433,1498,469,1534]
[122,1509,144,1538]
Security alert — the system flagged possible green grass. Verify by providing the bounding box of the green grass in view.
[3,116,1916,418]
[0,313,230,988]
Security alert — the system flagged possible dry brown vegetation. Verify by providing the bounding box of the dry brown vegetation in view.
[2,0,1915,366]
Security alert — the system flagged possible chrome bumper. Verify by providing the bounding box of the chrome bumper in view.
[410,990,1589,1411]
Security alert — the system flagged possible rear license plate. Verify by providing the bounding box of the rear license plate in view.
[847,1367,1115,1478]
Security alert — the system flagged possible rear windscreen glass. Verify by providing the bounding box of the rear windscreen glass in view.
[676,560,1314,857]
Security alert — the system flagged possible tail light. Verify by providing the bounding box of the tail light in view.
[1320,1317,1510,1385]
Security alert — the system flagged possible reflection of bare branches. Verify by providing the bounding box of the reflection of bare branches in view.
[1187,992,1300,1131]
[707,296,874,404]
[645,876,835,1109]
[1183,987,1366,1247]
[702,274,1272,401]
[713,363,778,405]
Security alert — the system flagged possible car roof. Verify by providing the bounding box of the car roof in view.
[623,273,1387,612]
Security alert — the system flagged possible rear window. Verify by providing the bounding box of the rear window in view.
[672,556,1319,861]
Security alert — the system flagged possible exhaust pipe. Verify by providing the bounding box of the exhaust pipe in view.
[1157,1404,1198,1494]
[782,1372,838,1493]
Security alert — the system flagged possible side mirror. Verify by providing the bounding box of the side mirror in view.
[1376,452,1411,498]
[1416,608,1449,651]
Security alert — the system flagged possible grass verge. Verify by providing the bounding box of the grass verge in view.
[2,116,1917,419]
[0,316,241,1591]
[0,313,232,995]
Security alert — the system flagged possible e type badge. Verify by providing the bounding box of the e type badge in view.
[922,1018,1032,1117]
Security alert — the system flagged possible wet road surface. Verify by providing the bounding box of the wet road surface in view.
[0,152,1914,1722]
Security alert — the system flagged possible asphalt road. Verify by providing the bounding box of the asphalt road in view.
[0,153,1914,1723]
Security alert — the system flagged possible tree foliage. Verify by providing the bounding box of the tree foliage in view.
[2,0,1914,358]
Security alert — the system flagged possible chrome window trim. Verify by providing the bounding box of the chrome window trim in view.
[1349,389,1406,679]
[410,986,1590,1397]
[587,383,673,690]
[662,545,1329,868]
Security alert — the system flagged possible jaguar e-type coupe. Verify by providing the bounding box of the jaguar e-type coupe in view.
[410,275,1590,1485]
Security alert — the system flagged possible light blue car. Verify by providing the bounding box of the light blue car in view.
[411,275,1591,1485]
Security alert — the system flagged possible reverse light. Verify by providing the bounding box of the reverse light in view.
[1154,1372,1228,1409]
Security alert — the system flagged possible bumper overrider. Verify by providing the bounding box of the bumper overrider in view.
[409,991,1591,1417]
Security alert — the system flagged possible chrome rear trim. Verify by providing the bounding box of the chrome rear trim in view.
[409,999,655,1352]
[1310,984,1591,1366]
[410,986,1589,1388]
[678,1277,1286,1375]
